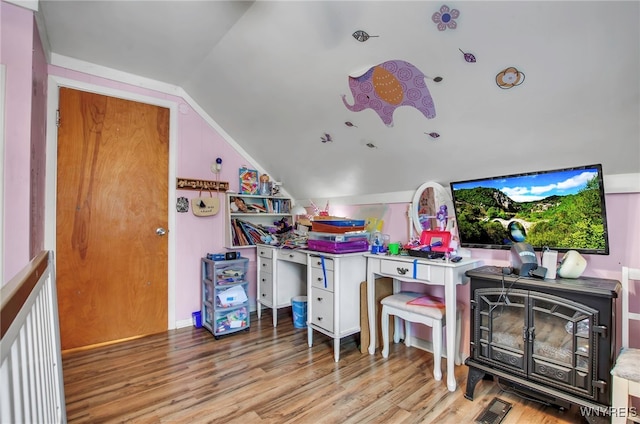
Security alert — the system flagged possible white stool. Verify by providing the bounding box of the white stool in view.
[381,292,463,381]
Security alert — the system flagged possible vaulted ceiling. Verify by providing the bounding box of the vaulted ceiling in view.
[35,1,640,200]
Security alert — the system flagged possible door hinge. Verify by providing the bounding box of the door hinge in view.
[593,325,607,337]
[56,109,61,128]
[592,379,606,393]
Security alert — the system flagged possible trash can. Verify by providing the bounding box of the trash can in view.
[291,296,307,328]
[192,311,202,328]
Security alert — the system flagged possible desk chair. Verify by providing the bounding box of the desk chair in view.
[381,292,462,381]
[611,266,640,424]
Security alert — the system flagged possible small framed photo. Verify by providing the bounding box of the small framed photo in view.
[239,167,258,194]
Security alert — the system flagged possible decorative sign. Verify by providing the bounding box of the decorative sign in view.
[176,196,189,212]
[342,60,436,127]
[176,178,229,192]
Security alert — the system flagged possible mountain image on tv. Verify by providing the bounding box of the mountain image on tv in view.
[451,168,609,252]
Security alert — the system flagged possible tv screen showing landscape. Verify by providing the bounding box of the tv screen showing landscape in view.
[449,164,610,254]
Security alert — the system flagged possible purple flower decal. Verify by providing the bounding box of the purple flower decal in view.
[432,5,460,31]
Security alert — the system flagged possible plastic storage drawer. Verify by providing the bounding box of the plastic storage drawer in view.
[307,239,369,253]
[308,231,369,242]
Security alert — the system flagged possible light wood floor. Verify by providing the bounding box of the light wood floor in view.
[62,309,595,423]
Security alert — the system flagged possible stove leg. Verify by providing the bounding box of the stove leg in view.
[465,366,486,401]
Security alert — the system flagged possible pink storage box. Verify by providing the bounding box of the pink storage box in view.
[306,239,369,254]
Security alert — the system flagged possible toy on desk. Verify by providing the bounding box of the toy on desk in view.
[260,234,278,245]
[308,199,331,217]
[273,217,293,234]
[371,231,390,254]
[436,205,448,231]
[419,229,452,253]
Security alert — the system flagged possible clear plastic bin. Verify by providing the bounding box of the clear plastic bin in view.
[308,231,369,242]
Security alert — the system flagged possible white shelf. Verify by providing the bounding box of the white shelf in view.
[225,192,293,248]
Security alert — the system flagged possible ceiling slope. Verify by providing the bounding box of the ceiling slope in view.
[37,1,640,200]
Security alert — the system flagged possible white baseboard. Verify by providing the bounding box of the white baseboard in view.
[175,318,193,329]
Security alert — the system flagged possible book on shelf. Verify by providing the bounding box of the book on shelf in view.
[231,219,272,246]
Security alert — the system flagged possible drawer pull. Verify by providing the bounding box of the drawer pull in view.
[289,254,294,258]
[261,293,266,297]
[261,278,266,282]
[317,316,323,321]
[397,267,409,275]
[316,277,323,282]
[317,297,323,302]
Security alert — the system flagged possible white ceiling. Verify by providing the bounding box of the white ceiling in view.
[35,1,640,200]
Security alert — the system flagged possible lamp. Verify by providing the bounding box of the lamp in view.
[291,204,307,216]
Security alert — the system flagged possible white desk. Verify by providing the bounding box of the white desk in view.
[306,251,366,362]
[365,254,480,391]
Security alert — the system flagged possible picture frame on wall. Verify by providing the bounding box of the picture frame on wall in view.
[239,167,258,194]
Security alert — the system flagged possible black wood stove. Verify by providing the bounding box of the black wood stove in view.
[464,266,620,411]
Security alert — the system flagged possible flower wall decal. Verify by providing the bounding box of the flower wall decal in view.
[496,67,526,89]
[432,5,460,31]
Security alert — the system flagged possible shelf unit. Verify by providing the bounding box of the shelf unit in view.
[201,257,250,339]
[225,192,293,248]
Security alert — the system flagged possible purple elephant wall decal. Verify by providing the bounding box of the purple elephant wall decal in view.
[341,60,436,127]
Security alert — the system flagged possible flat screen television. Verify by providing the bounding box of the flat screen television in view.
[449,164,610,255]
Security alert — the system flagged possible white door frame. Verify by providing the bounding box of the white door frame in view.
[0,65,6,284]
[45,75,177,329]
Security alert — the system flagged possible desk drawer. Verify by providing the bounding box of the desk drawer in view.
[379,259,446,282]
[277,249,306,264]
[309,256,334,271]
[310,287,334,332]
[259,259,273,274]
[310,265,334,291]
[258,273,273,305]
[257,246,273,259]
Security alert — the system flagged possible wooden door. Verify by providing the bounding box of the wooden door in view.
[56,88,169,350]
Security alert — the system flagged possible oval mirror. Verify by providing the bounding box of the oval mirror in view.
[411,181,455,237]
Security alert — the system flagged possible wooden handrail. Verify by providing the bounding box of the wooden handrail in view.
[0,250,50,338]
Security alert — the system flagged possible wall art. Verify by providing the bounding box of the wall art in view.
[352,30,379,42]
[432,5,460,31]
[342,60,436,127]
[239,167,258,194]
[459,48,476,63]
[496,67,526,89]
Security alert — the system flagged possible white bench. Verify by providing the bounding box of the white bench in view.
[381,292,462,381]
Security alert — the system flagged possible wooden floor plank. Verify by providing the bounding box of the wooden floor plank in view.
[62,309,594,423]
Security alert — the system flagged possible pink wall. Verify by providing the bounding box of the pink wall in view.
[1,1,34,283]
[29,16,48,259]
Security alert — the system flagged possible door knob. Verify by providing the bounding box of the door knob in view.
[156,227,167,236]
